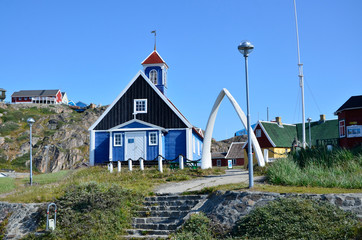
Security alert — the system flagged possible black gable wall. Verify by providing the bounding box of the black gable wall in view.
[94,75,188,130]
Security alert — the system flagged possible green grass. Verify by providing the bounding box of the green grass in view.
[267,156,362,189]
[0,177,16,194]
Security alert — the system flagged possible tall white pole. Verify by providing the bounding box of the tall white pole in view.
[293,0,306,148]
[29,124,33,185]
[245,55,254,188]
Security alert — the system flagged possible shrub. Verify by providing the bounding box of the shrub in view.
[173,213,217,240]
[44,182,143,240]
[0,122,19,135]
[233,197,360,240]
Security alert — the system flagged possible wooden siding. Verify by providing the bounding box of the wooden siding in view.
[95,132,109,164]
[94,75,187,130]
[164,130,186,160]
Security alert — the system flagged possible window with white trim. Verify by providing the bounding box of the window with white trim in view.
[232,159,236,165]
[217,160,221,167]
[339,120,345,138]
[193,136,195,153]
[149,132,158,145]
[149,69,158,84]
[256,129,261,138]
[114,133,122,146]
[134,99,147,114]
[197,141,200,156]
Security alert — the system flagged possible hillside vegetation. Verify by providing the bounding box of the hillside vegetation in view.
[0,103,105,172]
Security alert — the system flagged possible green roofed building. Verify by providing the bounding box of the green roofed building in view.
[243,115,338,166]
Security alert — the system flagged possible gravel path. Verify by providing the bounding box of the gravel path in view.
[154,169,265,194]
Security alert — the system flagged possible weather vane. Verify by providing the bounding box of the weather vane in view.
[151,30,156,50]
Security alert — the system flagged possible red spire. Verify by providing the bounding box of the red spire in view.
[141,51,169,68]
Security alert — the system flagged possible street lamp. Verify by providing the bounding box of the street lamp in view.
[307,117,312,148]
[27,117,35,185]
[238,40,254,188]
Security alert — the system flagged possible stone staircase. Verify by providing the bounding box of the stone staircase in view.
[123,194,208,239]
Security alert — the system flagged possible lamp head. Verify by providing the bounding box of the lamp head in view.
[307,117,312,122]
[238,40,254,57]
[27,117,35,125]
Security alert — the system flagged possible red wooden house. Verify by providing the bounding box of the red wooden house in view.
[334,95,362,149]
[11,90,62,104]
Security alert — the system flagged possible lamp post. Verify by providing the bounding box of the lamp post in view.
[238,40,254,188]
[27,117,35,185]
[307,117,312,148]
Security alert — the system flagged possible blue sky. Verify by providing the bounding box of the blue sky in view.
[1,0,361,140]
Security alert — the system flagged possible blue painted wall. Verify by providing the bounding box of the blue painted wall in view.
[192,131,203,160]
[164,130,186,160]
[95,132,109,164]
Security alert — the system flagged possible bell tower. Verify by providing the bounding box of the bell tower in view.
[141,50,169,95]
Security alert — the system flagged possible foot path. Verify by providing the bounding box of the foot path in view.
[154,169,265,194]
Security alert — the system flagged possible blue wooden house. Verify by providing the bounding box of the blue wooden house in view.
[88,50,203,165]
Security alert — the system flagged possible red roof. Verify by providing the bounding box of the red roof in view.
[141,51,169,68]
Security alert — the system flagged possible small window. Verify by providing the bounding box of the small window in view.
[217,160,221,167]
[149,69,158,84]
[24,97,28,100]
[134,99,147,114]
[149,132,158,146]
[18,97,22,100]
[339,120,345,138]
[232,159,236,165]
[256,129,261,138]
[193,137,195,153]
[114,133,122,146]
[197,141,200,156]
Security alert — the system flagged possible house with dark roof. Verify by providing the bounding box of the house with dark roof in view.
[334,95,362,148]
[88,50,203,165]
[211,142,245,167]
[243,115,338,165]
[11,90,63,104]
[0,88,6,102]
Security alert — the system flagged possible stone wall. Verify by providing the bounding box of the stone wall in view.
[199,191,362,231]
[0,202,45,240]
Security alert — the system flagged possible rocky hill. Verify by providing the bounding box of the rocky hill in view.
[0,103,244,172]
[0,103,106,172]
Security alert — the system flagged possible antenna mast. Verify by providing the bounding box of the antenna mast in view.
[293,0,306,149]
[151,30,157,50]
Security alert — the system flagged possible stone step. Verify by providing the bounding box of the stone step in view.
[136,210,188,218]
[133,217,178,224]
[143,199,199,206]
[126,229,171,236]
[141,205,193,211]
[132,223,178,231]
[145,195,205,202]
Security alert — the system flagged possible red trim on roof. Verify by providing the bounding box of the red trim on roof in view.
[141,51,169,68]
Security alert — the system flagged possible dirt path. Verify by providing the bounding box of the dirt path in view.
[154,169,265,194]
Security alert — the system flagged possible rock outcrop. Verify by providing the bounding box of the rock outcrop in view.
[0,104,106,172]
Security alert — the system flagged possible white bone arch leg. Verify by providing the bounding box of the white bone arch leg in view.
[201,88,265,169]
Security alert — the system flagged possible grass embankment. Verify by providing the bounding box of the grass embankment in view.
[1,166,223,240]
[174,198,361,240]
[267,147,362,189]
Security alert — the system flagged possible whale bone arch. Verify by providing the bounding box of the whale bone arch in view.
[201,88,265,169]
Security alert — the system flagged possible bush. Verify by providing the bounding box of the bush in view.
[173,213,216,240]
[44,182,143,240]
[0,122,19,135]
[233,198,360,240]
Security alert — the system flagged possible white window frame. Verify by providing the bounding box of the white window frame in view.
[149,69,158,85]
[134,99,147,114]
[339,120,346,138]
[114,133,123,146]
[232,159,236,165]
[193,136,195,153]
[149,132,158,146]
[217,159,221,167]
[256,129,261,138]
[197,141,200,156]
